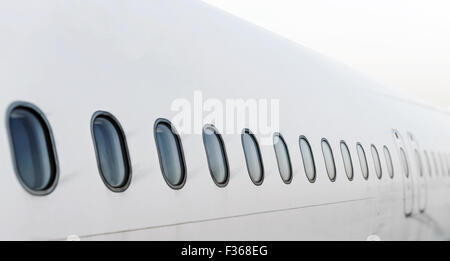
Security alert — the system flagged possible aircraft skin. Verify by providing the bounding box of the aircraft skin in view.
[0,0,449,240]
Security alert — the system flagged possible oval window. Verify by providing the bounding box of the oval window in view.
[7,102,59,195]
[273,132,292,184]
[399,147,409,178]
[299,136,316,182]
[241,129,264,185]
[202,124,229,187]
[154,119,187,189]
[91,112,132,192]
[356,143,369,180]
[321,139,336,182]
[383,146,394,179]
[371,145,382,179]
[340,141,353,181]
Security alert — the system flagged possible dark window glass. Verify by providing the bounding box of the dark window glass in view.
[154,119,186,189]
[202,125,229,186]
[299,136,316,182]
[340,141,353,181]
[356,143,369,180]
[383,146,394,179]
[273,132,292,184]
[92,112,131,192]
[371,145,382,179]
[241,129,264,185]
[321,139,336,181]
[7,103,58,195]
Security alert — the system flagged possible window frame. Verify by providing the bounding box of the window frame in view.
[153,118,187,190]
[371,144,383,180]
[202,124,230,187]
[383,146,394,179]
[356,142,369,180]
[321,138,337,182]
[273,132,293,184]
[340,141,354,181]
[241,128,265,186]
[6,101,60,196]
[90,111,132,192]
[299,135,316,183]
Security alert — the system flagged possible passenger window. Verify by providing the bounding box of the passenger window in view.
[383,146,394,179]
[424,150,432,177]
[202,124,229,187]
[91,112,132,192]
[321,139,336,182]
[371,145,382,179]
[340,141,353,181]
[154,119,186,189]
[399,148,409,178]
[356,143,369,180]
[7,102,59,195]
[273,132,293,184]
[299,136,316,182]
[241,129,264,185]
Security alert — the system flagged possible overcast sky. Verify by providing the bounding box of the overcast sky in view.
[203,0,450,109]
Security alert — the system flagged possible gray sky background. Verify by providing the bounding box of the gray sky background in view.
[203,0,450,109]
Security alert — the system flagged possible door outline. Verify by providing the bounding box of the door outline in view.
[406,132,428,214]
[392,129,414,217]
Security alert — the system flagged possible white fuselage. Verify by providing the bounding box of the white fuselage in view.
[0,0,449,240]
